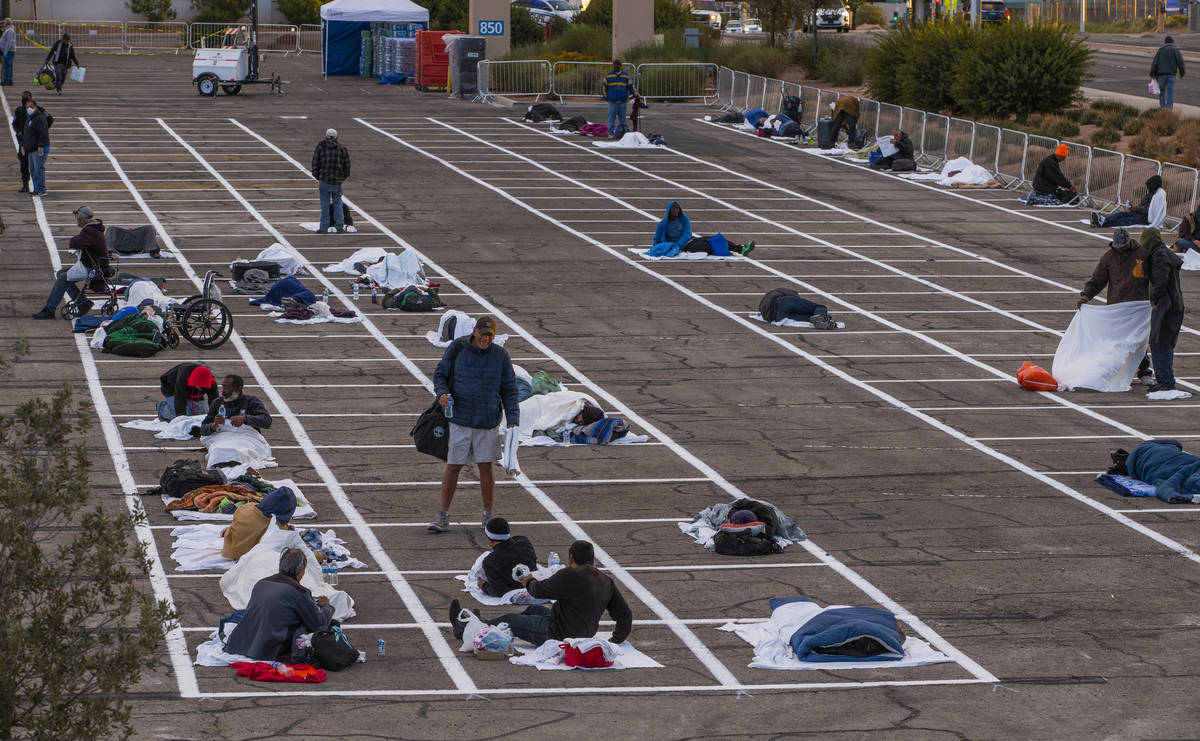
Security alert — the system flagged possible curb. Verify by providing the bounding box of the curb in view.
[1080,85,1200,116]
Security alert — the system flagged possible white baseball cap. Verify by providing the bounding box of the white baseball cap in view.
[326,128,337,138]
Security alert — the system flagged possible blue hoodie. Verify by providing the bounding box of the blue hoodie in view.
[648,201,691,257]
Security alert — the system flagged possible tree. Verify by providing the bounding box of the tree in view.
[842,0,867,28]
[0,341,177,740]
[511,4,547,46]
[188,0,253,23]
[422,0,469,31]
[126,0,177,22]
[276,0,322,25]
[574,0,695,31]
[748,0,791,45]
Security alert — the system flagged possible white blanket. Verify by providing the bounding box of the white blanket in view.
[1182,250,1200,271]
[250,243,306,276]
[324,247,388,274]
[219,523,355,621]
[501,426,520,475]
[517,389,595,439]
[365,250,425,289]
[170,523,367,572]
[454,552,554,605]
[627,247,745,262]
[194,626,258,667]
[1052,301,1151,392]
[201,423,276,477]
[160,477,316,522]
[1147,388,1192,400]
[594,132,663,149]
[269,300,363,325]
[121,413,206,440]
[509,634,662,670]
[751,312,846,329]
[424,310,510,347]
[300,222,358,234]
[934,157,994,186]
[123,280,172,312]
[717,601,951,671]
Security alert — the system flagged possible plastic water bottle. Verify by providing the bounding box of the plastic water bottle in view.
[353,283,360,301]
[371,285,378,303]
[377,639,386,657]
[330,562,339,586]
[321,287,329,303]
[548,552,560,568]
[445,395,454,419]
[269,661,294,677]
[321,562,330,584]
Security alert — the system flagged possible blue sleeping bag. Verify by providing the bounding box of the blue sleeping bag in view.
[770,597,904,662]
[1126,439,1200,504]
[744,108,768,127]
[250,276,317,308]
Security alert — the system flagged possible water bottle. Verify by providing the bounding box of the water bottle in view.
[445,395,454,419]
[322,287,329,303]
[377,639,386,657]
[548,552,560,568]
[322,562,330,584]
[353,283,360,301]
[269,661,294,677]
[371,285,378,303]
[330,562,339,586]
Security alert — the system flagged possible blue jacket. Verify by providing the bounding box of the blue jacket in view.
[648,201,692,257]
[603,68,637,103]
[1127,439,1200,503]
[223,573,334,662]
[433,336,519,429]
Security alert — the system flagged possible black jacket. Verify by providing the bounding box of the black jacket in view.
[1080,241,1149,304]
[1151,43,1185,78]
[894,132,914,160]
[311,138,351,185]
[20,109,48,153]
[45,39,79,68]
[201,394,273,431]
[1147,238,1184,312]
[1032,155,1072,193]
[758,287,798,323]
[70,221,110,274]
[526,564,633,643]
[159,363,218,418]
[481,536,538,597]
[223,573,333,662]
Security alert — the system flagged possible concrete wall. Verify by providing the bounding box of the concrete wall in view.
[7,0,288,24]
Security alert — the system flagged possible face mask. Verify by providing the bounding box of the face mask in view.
[26,108,34,116]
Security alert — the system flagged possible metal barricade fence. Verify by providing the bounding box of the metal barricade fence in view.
[13,21,61,50]
[745,75,768,111]
[123,21,188,51]
[256,24,301,53]
[900,107,924,153]
[947,118,974,162]
[1160,163,1198,225]
[857,99,879,143]
[716,66,734,109]
[730,71,750,112]
[550,61,609,100]
[972,123,1001,173]
[875,103,901,140]
[634,63,718,103]
[817,89,839,123]
[1059,141,1091,199]
[1119,155,1161,207]
[1022,135,1058,190]
[994,129,1027,188]
[920,114,949,167]
[479,60,552,100]
[59,20,124,51]
[762,79,783,116]
[1084,148,1124,211]
[800,86,820,131]
[299,24,322,53]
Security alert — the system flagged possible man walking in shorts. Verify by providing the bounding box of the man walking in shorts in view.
[428,315,519,533]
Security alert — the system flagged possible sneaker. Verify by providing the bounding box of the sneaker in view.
[810,313,838,330]
[76,298,94,316]
[482,509,493,530]
[1138,372,1156,387]
[31,308,54,319]
[326,226,337,234]
[1147,383,1176,394]
[1090,212,1101,227]
[32,190,45,197]
[740,240,755,256]
[427,512,449,533]
[449,599,465,640]
[345,225,358,233]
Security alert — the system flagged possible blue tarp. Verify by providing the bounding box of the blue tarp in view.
[323,20,371,76]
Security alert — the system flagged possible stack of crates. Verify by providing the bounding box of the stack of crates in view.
[359,30,373,77]
[371,22,426,78]
[416,30,463,91]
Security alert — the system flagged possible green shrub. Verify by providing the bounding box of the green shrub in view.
[572,0,692,31]
[1090,127,1121,148]
[1122,116,1144,136]
[1091,100,1139,117]
[864,26,904,103]
[188,0,252,23]
[505,23,612,61]
[855,4,884,26]
[1080,109,1104,126]
[895,21,974,112]
[510,6,548,47]
[951,22,1091,118]
[709,42,790,77]
[1167,13,1188,28]
[1037,115,1080,140]
[791,36,866,86]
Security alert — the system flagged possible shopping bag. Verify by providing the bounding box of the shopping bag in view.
[65,260,89,281]
[1149,78,1160,96]
[69,66,85,83]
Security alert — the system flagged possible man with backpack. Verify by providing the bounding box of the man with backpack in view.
[427,316,519,533]
[602,59,637,139]
[44,32,78,94]
[311,128,351,234]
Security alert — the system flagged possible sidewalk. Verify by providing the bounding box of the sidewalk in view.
[1080,86,1200,117]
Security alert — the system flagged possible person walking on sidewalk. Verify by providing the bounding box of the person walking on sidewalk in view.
[1151,35,1185,109]
[0,19,16,86]
[428,316,519,534]
[311,128,350,234]
[44,33,78,94]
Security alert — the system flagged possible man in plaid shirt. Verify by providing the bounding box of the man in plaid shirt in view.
[311,128,351,233]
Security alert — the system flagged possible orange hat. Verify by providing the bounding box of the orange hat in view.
[1054,143,1069,158]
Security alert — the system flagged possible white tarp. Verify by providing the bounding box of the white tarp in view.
[321,0,429,22]
[365,250,425,289]
[1052,301,1152,392]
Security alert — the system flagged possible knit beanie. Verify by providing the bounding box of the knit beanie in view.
[258,487,297,523]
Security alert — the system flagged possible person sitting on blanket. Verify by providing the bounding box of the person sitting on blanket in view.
[1090,175,1167,229]
[223,547,334,663]
[1076,227,1155,386]
[450,540,632,646]
[759,287,838,330]
[157,363,218,421]
[646,201,754,258]
[221,487,298,560]
[200,374,274,435]
[869,129,915,172]
[1027,144,1077,206]
[477,517,539,597]
[1173,205,1200,253]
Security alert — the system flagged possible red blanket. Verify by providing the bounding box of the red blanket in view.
[230,661,327,683]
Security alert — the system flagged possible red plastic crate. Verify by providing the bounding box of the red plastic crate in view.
[416,29,463,90]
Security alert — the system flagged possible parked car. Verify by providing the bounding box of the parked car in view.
[691,8,723,28]
[512,0,578,22]
[724,19,744,33]
[980,0,1010,22]
[742,17,762,33]
[802,1,850,31]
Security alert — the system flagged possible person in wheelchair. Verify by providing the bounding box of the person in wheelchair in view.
[33,205,111,319]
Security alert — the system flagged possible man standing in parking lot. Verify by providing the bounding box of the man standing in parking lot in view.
[1150,35,1185,109]
[602,59,637,138]
[311,128,350,233]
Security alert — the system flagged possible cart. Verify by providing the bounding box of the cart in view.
[192,4,287,96]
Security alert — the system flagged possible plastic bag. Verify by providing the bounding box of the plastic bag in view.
[473,623,514,652]
[530,370,561,395]
[1052,301,1151,392]
[457,610,487,653]
[1016,361,1059,391]
[1149,78,1160,96]
[69,66,86,83]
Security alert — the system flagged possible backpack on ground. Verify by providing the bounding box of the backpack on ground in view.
[102,313,165,357]
[310,625,358,671]
[383,285,440,311]
[106,225,161,256]
[850,127,868,149]
[524,103,562,122]
[558,115,588,132]
[780,95,801,121]
[712,529,781,556]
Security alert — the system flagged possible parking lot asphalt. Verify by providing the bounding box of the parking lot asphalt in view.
[3,51,1199,739]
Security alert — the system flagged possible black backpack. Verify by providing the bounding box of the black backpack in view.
[713,530,781,556]
[383,285,440,311]
[781,95,801,121]
[310,625,357,671]
[410,399,450,461]
[559,115,587,132]
[524,103,562,122]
